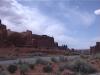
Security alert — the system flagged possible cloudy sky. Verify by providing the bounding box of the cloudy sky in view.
[0,0,100,49]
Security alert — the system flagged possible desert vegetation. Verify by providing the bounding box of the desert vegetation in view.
[43,64,53,73]
[0,55,100,75]
[7,64,17,74]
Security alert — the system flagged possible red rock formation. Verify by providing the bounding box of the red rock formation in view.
[0,19,59,49]
[0,20,8,47]
[0,19,69,57]
[90,42,100,54]
[32,34,57,49]
[0,20,7,41]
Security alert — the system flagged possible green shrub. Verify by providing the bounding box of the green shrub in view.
[61,60,97,74]
[0,65,4,72]
[35,58,49,65]
[29,64,35,70]
[58,65,65,72]
[80,54,89,59]
[62,64,74,71]
[19,63,29,72]
[51,57,58,63]
[0,65,6,75]
[71,60,97,74]
[7,65,17,74]
[59,56,67,62]
[0,71,7,75]
[18,60,23,65]
[94,53,100,59]
[19,63,29,75]
[43,64,53,73]
[59,56,64,62]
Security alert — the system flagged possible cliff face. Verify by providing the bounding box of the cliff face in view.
[0,20,9,47]
[0,23,7,40]
[90,42,100,54]
[0,20,69,57]
[0,20,58,49]
[0,19,69,51]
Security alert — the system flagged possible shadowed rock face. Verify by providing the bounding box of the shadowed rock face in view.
[7,32,26,47]
[90,42,100,54]
[0,19,59,49]
[0,19,8,47]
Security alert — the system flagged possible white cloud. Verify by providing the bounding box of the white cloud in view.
[0,0,56,33]
[94,9,100,15]
[0,0,71,45]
